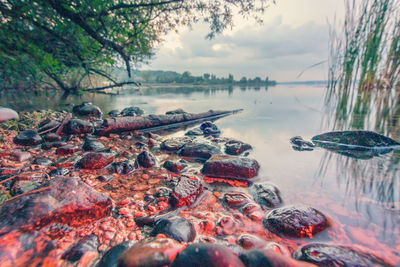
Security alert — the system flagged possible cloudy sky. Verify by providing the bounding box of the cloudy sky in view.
[143,0,345,82]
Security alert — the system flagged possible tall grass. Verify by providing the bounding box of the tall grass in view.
[326,0,400,138]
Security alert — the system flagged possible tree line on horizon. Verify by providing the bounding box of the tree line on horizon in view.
[131,70,277,86]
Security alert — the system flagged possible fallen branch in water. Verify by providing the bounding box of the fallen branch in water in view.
[95,109,243,135]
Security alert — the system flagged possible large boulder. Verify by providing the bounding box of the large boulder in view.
[0,176,112,234]
[263,206,328,238]
[0,107,18,123]
[201,155,259,180]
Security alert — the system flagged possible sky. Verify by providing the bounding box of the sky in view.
[143,0,345,82]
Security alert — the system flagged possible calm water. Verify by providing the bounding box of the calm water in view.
[1,84,399,262]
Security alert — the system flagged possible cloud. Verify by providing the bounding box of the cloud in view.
[146,15,330,81]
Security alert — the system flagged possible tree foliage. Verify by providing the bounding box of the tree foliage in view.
[0,0,272,91]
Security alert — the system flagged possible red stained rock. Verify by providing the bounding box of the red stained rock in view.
[222,191,252,209]
[263,205,329,238]
[118,238,184,267]
[56,145,79,156]
[0,176,112,234]
[201,155,259,180]
[78,152,115,169]
[170,177,203,207]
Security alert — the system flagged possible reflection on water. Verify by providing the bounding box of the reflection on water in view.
[1,84,399,262]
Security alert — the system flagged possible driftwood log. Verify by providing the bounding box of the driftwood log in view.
[95,109,242,135]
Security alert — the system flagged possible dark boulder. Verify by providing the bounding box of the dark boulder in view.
[201,155,259,180]
[200,121,221,136]
[240,250,314,267]
[0,176,112,234]
[293,243,391,267]
[121,106,144,117]
[62,235,99,262]
[14,130,43,146]
[171,243,245,267]
[250,183,282,209]
[118,238,185,267]
[225,141,252,155]
[171,176,203,207]
[263,205,328,238]
[160,137,192,151]
[98,242,131,267]
[108,109,120,118]
[163,160,187,173]
[56,145,79,156]
[137,151,157,168]
[79,152,115,169]
[41,141,67,150]
[113,160,137,175]
[82,138,105,151]
[43,133,62,142]
[179,142,221,160]
[72,102,102,118]
[64,119,94,135]
[152,216,196,242]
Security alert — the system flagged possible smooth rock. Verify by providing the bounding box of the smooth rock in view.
[178,142,221,160]
[236,234,268,250]
[185,128,204,136]
[152,216,196,242]
[137,151,157,168]
[121,106,144,116]
[14,130,43,146]
[225,141,252,155]
[170,176,203,207]
[240,250,315,267]
[73,102,102,118]
[222,191,252,209]
[43,132,63,142]
[10,150,31,162]
[201,155,259,179]
[62,235,99,262]
[171,243,245,267]
[160,137,192,151]
[41,141,67,150]
[82,138,105,151]
[200,121,221,136]
[0,176,112,234]
[33,157,54,166]
[263,205,329,238]
[163,160,187,173]
[98,242,131,267]
[118,238,184,267]
[79,152,115,169]
[0,107,19,122]
[113,160,137,175]
[64,119,94,135]
[251,182,282,209]
[292,243,391,266]
[108,110,120,118]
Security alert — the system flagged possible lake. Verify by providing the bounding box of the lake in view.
[1,84,399,263]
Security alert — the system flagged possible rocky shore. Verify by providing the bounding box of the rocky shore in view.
[0,104,394,266]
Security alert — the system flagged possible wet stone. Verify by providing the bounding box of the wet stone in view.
[113,160,137,174]
[108,109,120,118]
[118,238,185,267]
[222,191,252,209]
[236,234,268,250]
[73,102,102,118]
[185,128,204,136]
[97,175,114,182]
[166,108,187,115]
[178,142,221,160]
[200,121,221,136]
[79,152,115,169]
[216,215,238,235]
[48,167,70,177]
[98,241,131,267]
[64,119,94,135]
[152,216,196,242]
[240,250,313,267]
[201,155,260,180]
[163,160,187,173]
[62,235,99,262]
[10,150,31,162]
[160,137,192,151]
[82,138,105,151]
[225,141,252,155]
[171,176,203,207]
[251,182,282,209]
[293,243,390,266]
[14,130,43,146]
[137,151,157,168]
[171,243,245,267]
[121,106,144,116]
[263,205,329,238]
[37,119,60,133]
[290,136,315,151]
[41,141,67,150]
[0,176,112,234]
[33,157,54,166]
[43,132,62,142]
[56,145,78,156]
